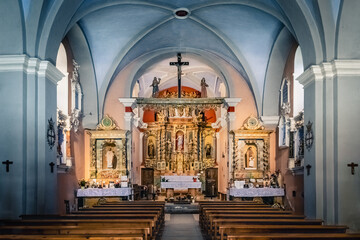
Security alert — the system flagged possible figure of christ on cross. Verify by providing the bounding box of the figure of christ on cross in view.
[170,53,189,98]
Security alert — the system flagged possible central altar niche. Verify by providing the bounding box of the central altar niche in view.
[140,98,221,176]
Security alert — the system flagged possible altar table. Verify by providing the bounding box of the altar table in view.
[161,181,202,190]
[160,176,201,197]
[229,187,284,197]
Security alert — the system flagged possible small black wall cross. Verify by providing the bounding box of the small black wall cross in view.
[347,162,358,175]
[2,160,13,172]
[49,162,55,173]
[306,164,312,176]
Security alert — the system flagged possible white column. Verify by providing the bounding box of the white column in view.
[118,98,136,131]
[298,60,360,231]
[118,98,137,185]
[224,98,242,131]
[0,55,63,218]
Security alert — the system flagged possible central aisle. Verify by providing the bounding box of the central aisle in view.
[161,214,204,240]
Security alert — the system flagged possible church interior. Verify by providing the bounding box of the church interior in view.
[1,0,360,239]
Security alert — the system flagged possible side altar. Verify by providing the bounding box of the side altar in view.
[78,116,132,207]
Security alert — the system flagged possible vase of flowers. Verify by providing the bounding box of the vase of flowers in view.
[79,178,87,189]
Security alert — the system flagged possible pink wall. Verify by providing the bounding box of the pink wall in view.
[274,42,304,213]
[57,125,86,214]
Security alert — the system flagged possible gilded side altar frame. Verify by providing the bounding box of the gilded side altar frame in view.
[232,117,272,180]
[88,116,129,179]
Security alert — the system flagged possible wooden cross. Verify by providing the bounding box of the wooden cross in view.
[306,164,312,176]
[49,162,55,173]
[347,162,358,175]
[2,160,13,172]
[170,53,189,98]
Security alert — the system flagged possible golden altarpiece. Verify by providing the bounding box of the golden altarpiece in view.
[231,116,272,180]
[137,97,223,187]
[88,115,129,180]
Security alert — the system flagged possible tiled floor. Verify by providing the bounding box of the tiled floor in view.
[161,214,204,240]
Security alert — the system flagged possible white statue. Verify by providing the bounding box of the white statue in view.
[177,134,183,151]
[106,149,114,168]
[249,156,255,168]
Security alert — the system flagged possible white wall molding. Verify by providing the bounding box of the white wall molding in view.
[0,55,64,84]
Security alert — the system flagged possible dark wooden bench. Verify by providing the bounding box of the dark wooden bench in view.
[218,224,349,240]
[226,233,360,239]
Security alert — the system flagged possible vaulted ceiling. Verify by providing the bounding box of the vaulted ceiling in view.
[3,0,349,117]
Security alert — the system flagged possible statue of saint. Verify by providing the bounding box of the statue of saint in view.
[205,143,212,158]
[148,139,155,158]
[200,77,209,98]
[106,148,114,169]
[112,154,117,169]
[150,77,161,97]
[245,146,256,168]
[177,134,183,151]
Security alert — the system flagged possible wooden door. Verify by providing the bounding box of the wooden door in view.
[205,168,218,197]
[141,168,154,186]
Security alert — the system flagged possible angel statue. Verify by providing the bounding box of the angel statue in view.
[150,77,161,97]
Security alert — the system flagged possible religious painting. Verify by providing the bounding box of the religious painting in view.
[176,131,184,151]
[244,144,257,169]
[147,136,156,159]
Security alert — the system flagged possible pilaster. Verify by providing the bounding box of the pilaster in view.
[0,55,63,218]
[297,60,360,230]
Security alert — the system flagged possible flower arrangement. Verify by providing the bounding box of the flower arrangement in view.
[78,178,87,188]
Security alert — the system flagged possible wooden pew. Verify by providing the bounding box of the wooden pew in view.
[205,213,304,234]
[0,201,165,240]
[0,234,144,240]
[3,219,155,238]
[218,225,349,240]
[0,225,150,240]
[226,233,360,239]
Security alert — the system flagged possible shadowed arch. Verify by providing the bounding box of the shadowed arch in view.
[276,0,323,68]
[0,1,25,54]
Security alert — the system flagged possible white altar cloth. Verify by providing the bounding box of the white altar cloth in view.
[77,188,132,197]
[161,182,201,190]
[229,188,284,197]
[161,175,197,182]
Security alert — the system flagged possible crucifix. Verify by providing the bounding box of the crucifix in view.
[306,164,312,176]
[49,162,55,173]
[347,162,358,175]
[170,53,189,98]
[2,160,13,172]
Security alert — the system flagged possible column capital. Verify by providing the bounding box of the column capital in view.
[118,98,137,109]
[261,115,280,129]
[0,55,64,84]
[224,98,242,108]
[297,60,360,88]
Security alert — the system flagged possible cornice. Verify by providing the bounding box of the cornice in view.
[0,55,64,84]
[297,60,360,88]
